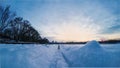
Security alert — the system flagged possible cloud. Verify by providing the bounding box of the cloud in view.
[99,17,120,34]
[100,25,120,34]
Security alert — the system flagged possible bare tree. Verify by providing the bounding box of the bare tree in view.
[0,5,49,43]
[0,5,15,35]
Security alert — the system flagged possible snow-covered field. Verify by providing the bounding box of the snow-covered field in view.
[0,41,120,68]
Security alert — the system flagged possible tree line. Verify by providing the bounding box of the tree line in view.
[0,5,49,43]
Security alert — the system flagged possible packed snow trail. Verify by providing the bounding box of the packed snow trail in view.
[50,50,68,68]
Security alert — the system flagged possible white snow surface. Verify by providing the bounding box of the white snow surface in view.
[0,40,120,68]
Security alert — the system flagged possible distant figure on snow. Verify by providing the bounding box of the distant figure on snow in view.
[58,45,60,50]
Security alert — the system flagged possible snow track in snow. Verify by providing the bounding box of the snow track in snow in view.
[50,50,68,68]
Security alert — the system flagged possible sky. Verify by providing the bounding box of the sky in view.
[1,0,120,42]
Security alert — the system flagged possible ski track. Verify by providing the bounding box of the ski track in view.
[50,50,68,68]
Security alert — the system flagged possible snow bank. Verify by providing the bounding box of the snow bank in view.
[0,44,59,68]
[84,40,101,48]
[62,40,120,67]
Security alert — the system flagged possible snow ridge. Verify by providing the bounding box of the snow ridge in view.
[62,40,120,67]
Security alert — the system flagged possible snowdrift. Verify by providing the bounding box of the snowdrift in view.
[62,40,120,67]
[0,45,59,68]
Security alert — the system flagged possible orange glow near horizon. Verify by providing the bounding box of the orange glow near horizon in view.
[42,22,120,42]
[44,23,100,42]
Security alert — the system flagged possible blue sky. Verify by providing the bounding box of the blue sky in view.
[1,0,120,42]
